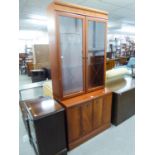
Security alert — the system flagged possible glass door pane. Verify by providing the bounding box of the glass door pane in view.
[59,15,84,96]
[87,19,106,90]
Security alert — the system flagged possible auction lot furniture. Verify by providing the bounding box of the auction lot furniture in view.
[106,76,135,125]
[20,97,67,155]
[47,1,112,150]
[31,69,46,83]
[32,44,50,69]
[106,59,115,70]
[26,60,34,76]
[61,90,112,149]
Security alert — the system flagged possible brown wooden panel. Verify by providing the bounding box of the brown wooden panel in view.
[93,97,103,129]
[106,59,115,70]
[47,7,62,99]
[119,57,127,65]
[103,93,112,124]
[67,107,81,142]
[61,89,111,108]
[52,1,108,20]
[26,61,33,76]
[81,101,93,135]
[69,123,110,150]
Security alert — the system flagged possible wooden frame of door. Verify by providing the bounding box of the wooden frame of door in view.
[56,11,86,100]
[85,16,108,93]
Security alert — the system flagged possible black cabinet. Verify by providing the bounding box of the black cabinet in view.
[20,97,67,155]
[31,69,46,83]
[106,76,135,125]
[111,88,135,125]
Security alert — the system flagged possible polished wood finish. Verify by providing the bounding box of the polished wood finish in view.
[63,90,112,149]
[61,89,111,108]
[67,106,81,142]
[51,0,108,19]
[103,93,112,124]
[69,123,110,149]
[82,101,93,135]
[20,97,67,155]
[106,59,115,70]
[93,97,103,129]
[47,7,61,99]
[47,1,108,101]
[24,97,64,120]
[47,1,111,150]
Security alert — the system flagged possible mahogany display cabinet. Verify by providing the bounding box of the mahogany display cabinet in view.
[47,1,112,150]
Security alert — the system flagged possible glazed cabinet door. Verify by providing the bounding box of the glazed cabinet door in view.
[86,17,107,91]
[57,12,86,98]
[67,106,81,142]
[81,101,93,135]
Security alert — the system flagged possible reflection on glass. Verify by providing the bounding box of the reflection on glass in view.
[59,16,83,95]
[87,20,105,89]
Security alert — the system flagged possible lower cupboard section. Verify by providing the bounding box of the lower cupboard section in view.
[66,93,112,149]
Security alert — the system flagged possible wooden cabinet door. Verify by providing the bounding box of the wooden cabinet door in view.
[57,12,86,98]
[93,97,103,129]
[86,17,107,91]
[81,101,93,135]
[103,93,112,124]
[67,106,81,142]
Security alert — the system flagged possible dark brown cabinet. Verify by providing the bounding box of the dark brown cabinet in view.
[20,97,67,155]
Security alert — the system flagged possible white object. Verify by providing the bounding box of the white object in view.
[106,67,129,80]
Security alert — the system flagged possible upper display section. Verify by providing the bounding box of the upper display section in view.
[47,1,108,101]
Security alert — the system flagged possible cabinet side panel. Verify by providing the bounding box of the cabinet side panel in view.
[67,107,81,142]
[47,7,61,99]
[103,93,112,124]
[35,112,67,155]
